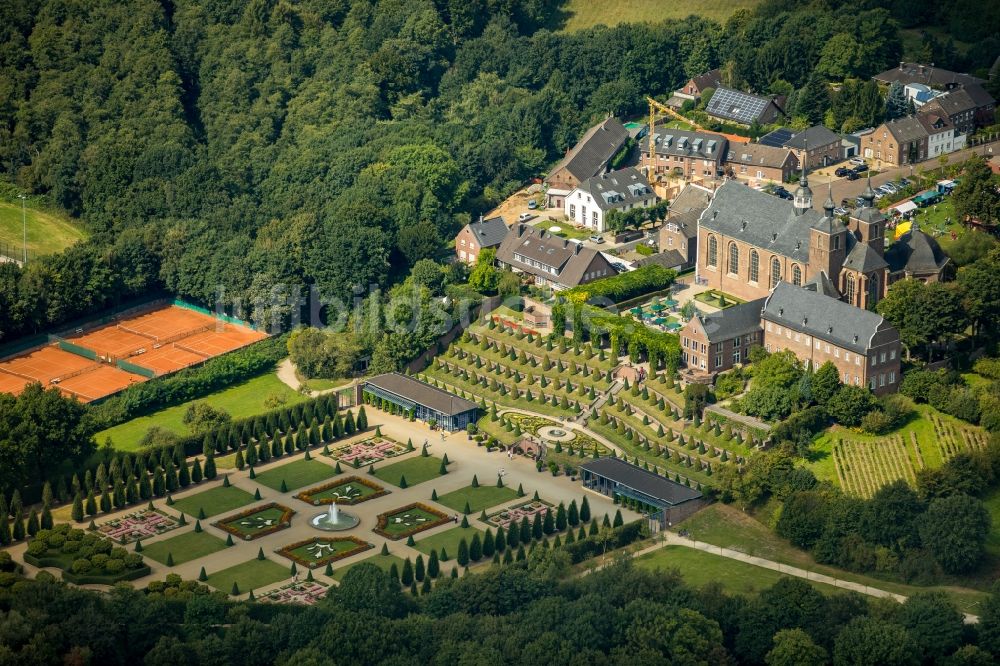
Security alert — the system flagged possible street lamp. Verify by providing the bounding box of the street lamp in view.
[17,194,26,264]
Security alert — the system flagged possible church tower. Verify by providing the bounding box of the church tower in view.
[808,183,847,282]
[793,152,812,216]
[848,174,886,256]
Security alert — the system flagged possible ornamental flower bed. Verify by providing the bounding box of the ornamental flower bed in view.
[262,580,329,606]
[98,508,178,544]
[214,503,295,541]
[485,500,553,530]
[294,476,387,506]
[276,536,372,569]
[329,436,409,466]
[374,503,450,540]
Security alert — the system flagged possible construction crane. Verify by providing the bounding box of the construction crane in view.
[645,96,712,176]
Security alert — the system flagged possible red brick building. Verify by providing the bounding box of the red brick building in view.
[455,216,508,265]
[679,297,765,376]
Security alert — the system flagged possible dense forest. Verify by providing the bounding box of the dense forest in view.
[4,554,1000,665]
[2,0,991,344]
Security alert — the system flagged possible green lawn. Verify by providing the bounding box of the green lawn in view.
[142,530,228,566]
[557,0,761,31]
[97,371,307,451]
[206,558,289,594]
[255,459,335,491]
[0,201,88,257]
[532,219,591,240]
[171,484,256,518]
[436,484,520,514]
[331,553,405,581]
[413,526,484,562]
[677,503,989,613]
[635,545,842,596]
[372,455,445,487]
[694,290,745,309]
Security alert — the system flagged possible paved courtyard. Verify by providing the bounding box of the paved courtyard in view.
[16,411,637,599]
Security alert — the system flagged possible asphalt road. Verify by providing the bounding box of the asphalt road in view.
[814,139,999,211]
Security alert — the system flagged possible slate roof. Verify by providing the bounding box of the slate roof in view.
[842,241,888,273]
[885,227,950,276]
[693,297,766,343]
[580,457,703,505]
[635,249,686,269]
[873,62,984,88]
[699,181,818,264]
[962,84,996,107]
[574,167,654,212]
[882,116,929,143]
[762,282,891,355]
[705,87,780,124]
[803,271,841,299]
[666,184,714,239]
[916,113,953,136]
[495,224,609,287]
[548,117,628,183]
[783,125,842,150]
[688,68,722,92]
[465,216,508,249]
[726,143,797,169]
[924,88,979,117]
[649,129,727,161]
[365,373,478,416]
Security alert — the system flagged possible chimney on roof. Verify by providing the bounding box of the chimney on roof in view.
[562,239,568,248]
[574,242,582,255]
[827,326,833,334]
[899,61,904,71]
[803,317,808,325]
[517,224,526,237]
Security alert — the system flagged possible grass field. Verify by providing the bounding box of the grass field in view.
[557,0,761,31]
[142,530,228,565]
[413,526,484,561]
[372,455,445,488]
[635,545,842,596]
[205,558,289,594]
[171,485,256,518]
[254,459,335,491]
[0,201,88,257]
[676,503,989,613]
[436,484,520,514]
[331,553,406,581]
[98,372,307,451]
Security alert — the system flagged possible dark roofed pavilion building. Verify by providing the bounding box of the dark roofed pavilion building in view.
[359,373,479,431]
[885,225,949,283]
[580,457,705,526]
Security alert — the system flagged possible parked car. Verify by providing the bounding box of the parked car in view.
[527,199,537,210]
[517,212,534,222]
[849,157,865,165]
[589,235,604,244]
[856,196,867,206]
[840,198,856,209]
[897,178,910,187]
[882,183,898,194]
[773,186,793,200]
[834,207,848,216]
[853,163,869,173]
[835,167,851,177]
[845,171,860,181]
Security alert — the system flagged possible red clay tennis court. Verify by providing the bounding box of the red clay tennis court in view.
[57,366,147,402]
[0,304,266,403]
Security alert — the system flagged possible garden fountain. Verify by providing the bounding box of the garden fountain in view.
[309,501,360,532]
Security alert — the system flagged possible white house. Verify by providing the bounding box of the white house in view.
[564,167,656,233]
[918,113,966,158]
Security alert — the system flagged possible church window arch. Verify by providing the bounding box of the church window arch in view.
[707,235,718,267]
[792,264,802,286]
[749,250,759,282]
[770,257,781,289]
[728,243,739,275]
[845,273,856,304]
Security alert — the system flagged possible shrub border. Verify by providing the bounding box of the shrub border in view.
[275,536,373,569]
[214,502,295,541]
[294,476,388,506]
[22,553,151,584]
[373,502,450,540]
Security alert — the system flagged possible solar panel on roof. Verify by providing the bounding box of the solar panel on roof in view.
[759,128,794,148]
[708,88,770,124]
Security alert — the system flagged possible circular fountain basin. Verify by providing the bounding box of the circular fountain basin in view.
[310,510,360,532]
[537,426,575,442]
